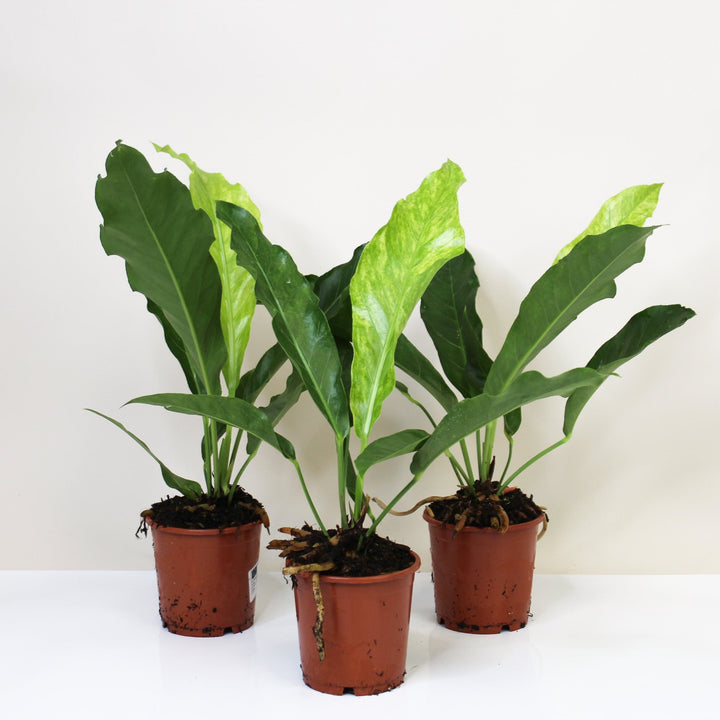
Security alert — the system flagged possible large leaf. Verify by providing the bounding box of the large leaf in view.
[95,143,225,393]
[395,334,458,413]
[87,409,203,498]
[410,368,604,476]
[484,224,657,396]
[127,393,296,460]
[350,160,466,445]
[563,304,695,436]
[554,183,662,263]
[420,249,492,398]
[217,202,350,439]
[155,144,259,394]
[355,428,429,476]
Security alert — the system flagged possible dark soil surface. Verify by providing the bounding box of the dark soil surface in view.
[270,524,416,577]
[427,481,547,532]
[137,489,268,535]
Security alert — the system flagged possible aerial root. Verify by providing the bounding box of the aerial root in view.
[311,572,325,661]
[371,494,455,517]
[282,562,335,576]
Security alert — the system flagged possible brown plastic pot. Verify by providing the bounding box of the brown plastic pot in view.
[292,552,421,695]
[148,518,262,637]
[424,508,544,634]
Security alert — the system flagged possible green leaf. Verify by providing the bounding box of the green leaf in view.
[350,160,466,444]
[217,202,350,439]
[420,249,492,398]
[554,183,662,263]
[87,409,203,498]
[485,224,657,396]
[395,334,458,413]
[246,368,305,455]
[95,143,225,393]
[411,368,604,476]
[127,393,296,460]
[312,243,366,342]
[563,304,695,435]
[236,343,288,404]
[155,144,259,394]
[145,299,200,394]
[355,428,430,476]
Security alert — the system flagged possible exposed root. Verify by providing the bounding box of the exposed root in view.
[282,562,335,576]
[311,572,325,661]
[372,495,453,517]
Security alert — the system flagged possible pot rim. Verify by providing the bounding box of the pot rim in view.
[422,507,544,534]
[145,516,263,536]
[294,551,421,585]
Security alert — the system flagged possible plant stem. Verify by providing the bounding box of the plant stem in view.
[460,439,475,486]
[446,451,470,485]
[336,435,349,529]
[498,433,514,486]
[365,472,424,538]
[228,451,256,501]
[481,419,498,481]
[293,459,327,535]
[497,435,570,494]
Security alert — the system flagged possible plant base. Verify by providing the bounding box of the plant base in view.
[292,553,421,695]
[149,518,262,637]
[424,509,544,634]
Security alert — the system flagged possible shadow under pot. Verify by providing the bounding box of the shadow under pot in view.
[424,508,545,634]
[292,552,421,695]
[148,517,262,637]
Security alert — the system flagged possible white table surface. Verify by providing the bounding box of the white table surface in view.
[2,571,718,719]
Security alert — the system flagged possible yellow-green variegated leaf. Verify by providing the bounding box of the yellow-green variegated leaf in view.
[554,183,662,263]
[155,144,259,394]
[350,160,466,445]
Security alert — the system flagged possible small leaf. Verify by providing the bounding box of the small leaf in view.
[355,429,430,477]
[563,304,695,435]
[236,343,288,404]
[351,160,466,444]
[395,334,458,413]
[87,409,202,498]
[554,183,662,263]
[411,368,604,476]
[218,202,349,439]
[127,393,296,460]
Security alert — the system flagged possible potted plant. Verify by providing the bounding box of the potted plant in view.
[369,183,695,633]
[204,160,467,693]
[92,142,306,636]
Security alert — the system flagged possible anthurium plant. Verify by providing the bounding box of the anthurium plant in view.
[211,160,468,573]
[92,142,306,526]
[365,183,695,530]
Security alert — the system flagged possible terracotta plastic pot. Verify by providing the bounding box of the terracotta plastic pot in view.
[292,552,421,695]
[148,518,262,637]
[424,508,544,634]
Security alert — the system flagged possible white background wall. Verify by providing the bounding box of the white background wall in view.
[1,0,717,573]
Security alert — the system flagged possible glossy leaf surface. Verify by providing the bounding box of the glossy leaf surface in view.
[355,428,430,476]
[217,202,349,439]
[563,304,695,435]
[411,368,604,475]
[554,183,662,262]
[350,160,466,444]
[420,249,492,398]
[485,224,656,396]
[156,144,259,394]
[95,143,224,393]
[128,393,296,460]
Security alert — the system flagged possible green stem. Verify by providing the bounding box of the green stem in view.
[498,433,514,486]
[397,384,438,429]
[228,451,256,500]
[481,420,498,481]
[446,451,470,485]
[460,439,475,486]
[336,435,349,529]
[497,435,571,494]
[365,472,424,538]
[293,459,327,535]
